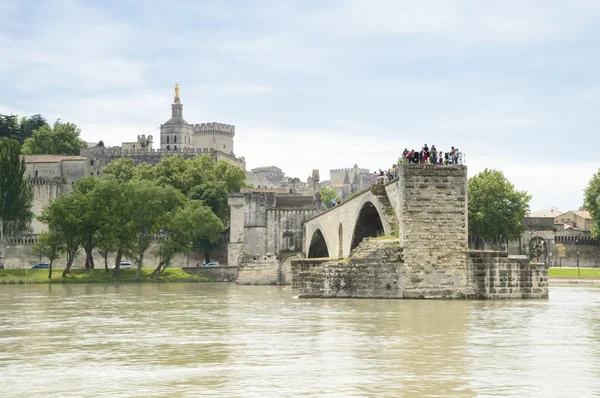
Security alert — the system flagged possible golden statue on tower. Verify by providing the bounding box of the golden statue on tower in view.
[174,83,180,102]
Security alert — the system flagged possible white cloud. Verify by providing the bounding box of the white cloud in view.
[312,0,600,44]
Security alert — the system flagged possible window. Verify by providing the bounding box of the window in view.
[167,136,170,144]
[97,171,100,176]
[174,136,177,143]
[90,160,94,166]
[133,144,135,148]
[35,170,38,178]
[91,172,93,176]
[174,145,177,151]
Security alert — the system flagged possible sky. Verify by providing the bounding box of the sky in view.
[1,0,599,212]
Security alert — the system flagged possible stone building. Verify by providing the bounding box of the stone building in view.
[81,86,246,173]
[554,208,592,231]
[246,166,310,194]
[321,164,373,199]
[229,170,324,284]
[23,155,92,234]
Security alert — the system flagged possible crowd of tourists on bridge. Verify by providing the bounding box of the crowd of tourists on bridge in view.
[375,144,463,183]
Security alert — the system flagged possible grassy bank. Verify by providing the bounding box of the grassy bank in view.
[548,267,600,279]
[0,267,212,284]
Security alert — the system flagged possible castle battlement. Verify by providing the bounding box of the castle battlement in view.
[28,177,62,186]
[330,167,370,174]
[194,122,235,135]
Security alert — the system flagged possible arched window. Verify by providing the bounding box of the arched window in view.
[166,145,170,151]
[174,145,177,151]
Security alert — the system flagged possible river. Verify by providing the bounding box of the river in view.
[0,284,599,397]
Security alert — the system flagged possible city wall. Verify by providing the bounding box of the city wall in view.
[5,237,226,269]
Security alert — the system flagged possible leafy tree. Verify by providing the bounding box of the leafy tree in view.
[21,120,87,155]
[126,180,187,280]
[101,157,137,183]
[72,177,102,269]
[96,140,105,147]
[91,177,137,278]
[0,115,20,141]
[19,115,48,144]
[38,194,83,276]
[32,232,64,279]
[584,169,600,239]
[320,186,340,209]
[188,181,229,220]
[0,138,33,269]
[468,169,531,247]
[151,201,224,277]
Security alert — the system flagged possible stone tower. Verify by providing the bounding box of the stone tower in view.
[160,86,195,151]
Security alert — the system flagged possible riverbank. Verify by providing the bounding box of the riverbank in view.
[0,268,212,284]
[548,268,600,284]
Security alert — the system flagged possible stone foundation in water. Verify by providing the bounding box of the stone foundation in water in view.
[291,238,548,299]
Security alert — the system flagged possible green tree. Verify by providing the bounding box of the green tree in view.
[19,115,48,144]
[0,115,20,141]
[38,194,83,277]
[21,120,87,155]
[101,157,137,183]
[92,177,137,278]
[584,169,600,239]
[151,201,224,277]
[32,232,65,279]
[188,181,229,221]
[0,138,33,269]
[320,186,340,209]
[126,180,187,280]
[72,177,102,269]
[468,169,531,247]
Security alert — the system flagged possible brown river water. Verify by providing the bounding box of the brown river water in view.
[0,283,599,397]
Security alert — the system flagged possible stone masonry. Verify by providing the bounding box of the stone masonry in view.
[292,164,548,299]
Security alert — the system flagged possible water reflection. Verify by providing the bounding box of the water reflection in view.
[0,284,599,397]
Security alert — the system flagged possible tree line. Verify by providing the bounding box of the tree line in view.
[0,113,87,155]
[35,156,246,279]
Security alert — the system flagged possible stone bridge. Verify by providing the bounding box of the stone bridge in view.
[303,184,399,259]
[297,164,548,299]
[304,164,469,272]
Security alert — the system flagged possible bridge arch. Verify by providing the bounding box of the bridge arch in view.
[308,229,330,258]
[350,201,385,251]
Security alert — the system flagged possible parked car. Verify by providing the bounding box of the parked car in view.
[111,261,134,269]
[31,263,49,269]
[203,262,219,267]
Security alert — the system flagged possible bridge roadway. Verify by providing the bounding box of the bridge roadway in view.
[304,179,402,259]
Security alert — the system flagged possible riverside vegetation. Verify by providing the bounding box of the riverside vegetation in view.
[35,155,246,280]
[0,134,246,280]
[0,268,212,284]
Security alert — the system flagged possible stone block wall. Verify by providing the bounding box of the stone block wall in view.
[396,165,468,276]
[467,251,548,299]
[183,266,238,282]
[236,255,280,285]
[293,240,547,299]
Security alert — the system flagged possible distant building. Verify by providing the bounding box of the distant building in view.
[527,206,563,218]
[81,85,246,175]
[554,208,592,231]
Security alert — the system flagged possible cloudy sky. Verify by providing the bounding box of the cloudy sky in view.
[1,0,599,212]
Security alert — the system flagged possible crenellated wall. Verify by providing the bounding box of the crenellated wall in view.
[227,191,317,283]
